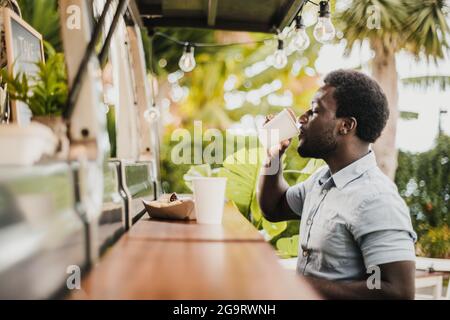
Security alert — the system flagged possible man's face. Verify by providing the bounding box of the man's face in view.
[297,85,339,159]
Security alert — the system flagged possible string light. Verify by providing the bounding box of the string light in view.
[273,38,288,69]
[290,16,310,51]
[178,43,196,72]
[313,1,336,44]
[149,0,336,73]
[144,108,161,123]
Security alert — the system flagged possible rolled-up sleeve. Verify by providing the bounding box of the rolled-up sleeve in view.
[351,193,417,268]
[286,168,324,218]
[286,182,307,217]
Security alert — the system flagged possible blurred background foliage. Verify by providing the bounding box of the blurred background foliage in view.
[146,26,322,256]
[151,27,320,188]
[395,134,450,258]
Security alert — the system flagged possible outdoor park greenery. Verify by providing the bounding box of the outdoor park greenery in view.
[3,1,449,258]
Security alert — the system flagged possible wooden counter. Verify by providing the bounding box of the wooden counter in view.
[68,203,320,300]
[128,203,264,242]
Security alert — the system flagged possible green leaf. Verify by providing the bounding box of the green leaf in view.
[218,146,265,219]
[262,218,287,239]
[250,193,263,226]
[183,164,214,191]
[401,75,450,91]
[276,235,300,258]
[337,0,450,60]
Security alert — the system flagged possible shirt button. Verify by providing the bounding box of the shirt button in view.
[307,219,312,225]
[302,250,310,257]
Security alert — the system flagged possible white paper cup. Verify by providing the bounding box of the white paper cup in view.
[258,109,300,149]
[192,177,227,225]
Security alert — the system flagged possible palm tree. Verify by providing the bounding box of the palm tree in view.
[402,75,450,91]
[336,0,449,179]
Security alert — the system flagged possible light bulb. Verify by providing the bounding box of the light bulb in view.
[313,1,336,44]
[273,39,288,69]
[314,17,335,43]
[291,16,310,51]
[144,108,160,123]
[178,44,196,72]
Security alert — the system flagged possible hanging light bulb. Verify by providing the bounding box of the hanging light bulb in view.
[313,1,336,44]
[291,16,310,51]
[178,43,196,72]
[273,39,288,69]
[144,107,160,123]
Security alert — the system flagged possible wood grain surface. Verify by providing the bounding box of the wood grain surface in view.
[68,203,320,300]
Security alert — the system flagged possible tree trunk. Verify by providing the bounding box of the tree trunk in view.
[370,38,399,180]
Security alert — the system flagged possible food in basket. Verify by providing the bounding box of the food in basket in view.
[143,193,195,220]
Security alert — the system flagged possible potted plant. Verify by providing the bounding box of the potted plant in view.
[0,44,69,159]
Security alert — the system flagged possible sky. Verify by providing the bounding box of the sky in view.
[315,41,450,153]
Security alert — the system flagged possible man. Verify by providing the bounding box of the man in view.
[258,69,417,299]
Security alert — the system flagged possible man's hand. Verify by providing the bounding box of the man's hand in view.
[263,108,296,163]
[258,109,299,222]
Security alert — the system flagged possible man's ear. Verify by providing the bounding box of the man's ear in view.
[339,117,357,135]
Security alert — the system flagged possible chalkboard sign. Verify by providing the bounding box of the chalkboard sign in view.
[2,8,44,125]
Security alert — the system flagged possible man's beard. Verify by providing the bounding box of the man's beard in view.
[297,127,337,159]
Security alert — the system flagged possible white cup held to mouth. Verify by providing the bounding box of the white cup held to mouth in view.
[258,109,300,149]
[192,177,227,225]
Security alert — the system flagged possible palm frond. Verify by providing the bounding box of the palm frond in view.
[401,75,450,91]
[400,111,419,120]
[336,0,449,60]
[403,0,450,60]
[336,0,406,53]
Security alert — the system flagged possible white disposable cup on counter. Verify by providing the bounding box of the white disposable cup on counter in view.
[258,109,300,149]
[192,177,227,225]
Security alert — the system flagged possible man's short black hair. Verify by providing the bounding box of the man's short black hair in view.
[324,69,389,143]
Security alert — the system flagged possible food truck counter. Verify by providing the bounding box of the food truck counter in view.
[67,203,320,300]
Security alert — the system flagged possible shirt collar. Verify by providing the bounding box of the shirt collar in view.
[318,151,377,190]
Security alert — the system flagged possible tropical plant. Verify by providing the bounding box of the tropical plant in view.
[337,0,450,179]
[1,46,68,116]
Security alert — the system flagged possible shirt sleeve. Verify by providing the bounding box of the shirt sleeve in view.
[351,192,417,268]
[285,168,325,218]
[286,182,306,217]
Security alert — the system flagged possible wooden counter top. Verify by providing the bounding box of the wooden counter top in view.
[129,203,264,242]
[68,203,320,300]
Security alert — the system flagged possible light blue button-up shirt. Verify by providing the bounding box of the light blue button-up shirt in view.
[286,151,417,281]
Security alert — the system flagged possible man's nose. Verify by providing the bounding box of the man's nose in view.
[298,113,308,125]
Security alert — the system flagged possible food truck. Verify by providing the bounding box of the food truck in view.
[0,0,319,299]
